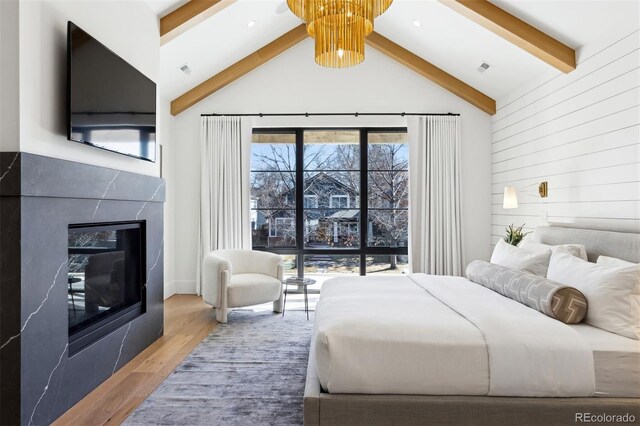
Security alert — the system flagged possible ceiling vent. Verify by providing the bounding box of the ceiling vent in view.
[477,62,490,73]
[179,64,191,75]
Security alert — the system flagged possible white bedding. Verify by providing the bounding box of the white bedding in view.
[570,324,640,397]
[315,274,596,397]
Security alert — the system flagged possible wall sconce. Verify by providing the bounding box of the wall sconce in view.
[538,181,548,198]
[503,186,518,209]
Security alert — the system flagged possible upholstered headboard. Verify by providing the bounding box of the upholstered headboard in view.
[531,225,640,263]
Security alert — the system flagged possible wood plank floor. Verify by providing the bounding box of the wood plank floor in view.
[53,295,217,426]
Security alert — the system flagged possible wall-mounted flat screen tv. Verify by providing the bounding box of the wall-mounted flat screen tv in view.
[67,21,156,162]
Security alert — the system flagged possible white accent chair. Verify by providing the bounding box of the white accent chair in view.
[202,249,284,323]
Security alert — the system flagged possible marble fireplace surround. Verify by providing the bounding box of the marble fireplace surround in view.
[0,152,165,425]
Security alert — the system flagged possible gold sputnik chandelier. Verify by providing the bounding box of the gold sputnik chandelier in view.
[287,0,394,68]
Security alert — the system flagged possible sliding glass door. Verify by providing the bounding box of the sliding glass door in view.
[251,128,408,278]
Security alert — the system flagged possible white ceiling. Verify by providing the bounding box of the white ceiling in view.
[374,1,551,100]
[148,0,640,103]
[146,0,189,16]
[157,1,300,100]
[491,0,640,49]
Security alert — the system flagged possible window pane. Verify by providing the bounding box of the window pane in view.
[251,171,296,209]
[368,136,408,171]
[304,255,359,275]
[330,195,349,209]
[251,210,296,248]
[304,210,360,248]
[304,171,359,208]
[281,255,298,277]
[251,133,296,171]
[304,131,359,171]
[366,255,409,274]
[303,194,318,209]
[367,209,408,247]
[368,171,408,209]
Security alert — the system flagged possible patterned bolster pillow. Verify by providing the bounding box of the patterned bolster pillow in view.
[466,260,587,324]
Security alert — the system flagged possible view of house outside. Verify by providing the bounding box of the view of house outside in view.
[251,130,409,278]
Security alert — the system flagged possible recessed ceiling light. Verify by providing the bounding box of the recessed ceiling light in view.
[412,20,421,28]
[247,20,256,28]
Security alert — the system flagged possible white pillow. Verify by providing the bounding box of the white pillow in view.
[519,239,588,261]
[490,239,551,276]
[547,248,640,340]
[597,255,637,268]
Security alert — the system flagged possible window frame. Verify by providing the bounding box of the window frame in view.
[270,217,295,237]
[251,127,409,276]
[329,194,350,209]
[303,194,318,209]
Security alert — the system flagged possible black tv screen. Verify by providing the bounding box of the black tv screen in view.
[67,22,156,162]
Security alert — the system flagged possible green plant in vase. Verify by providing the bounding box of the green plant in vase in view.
[504,224,531,246]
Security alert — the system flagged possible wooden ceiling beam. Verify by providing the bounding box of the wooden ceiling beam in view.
[439,0,576,73]
[366,32,496,115]
[171,25,308,115]
[160,0,236,45]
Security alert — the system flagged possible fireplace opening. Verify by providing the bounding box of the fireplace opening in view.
[68,221,146,355]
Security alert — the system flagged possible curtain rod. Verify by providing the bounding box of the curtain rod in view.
[200,112,460,117]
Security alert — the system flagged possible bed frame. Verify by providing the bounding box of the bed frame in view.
[303,225,640,425]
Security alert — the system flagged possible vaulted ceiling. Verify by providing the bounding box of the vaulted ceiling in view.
[146,0,640,115]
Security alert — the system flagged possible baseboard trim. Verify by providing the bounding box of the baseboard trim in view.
[164,280,176,300]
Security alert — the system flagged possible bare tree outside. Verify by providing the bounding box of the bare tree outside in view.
[368,142,409,269]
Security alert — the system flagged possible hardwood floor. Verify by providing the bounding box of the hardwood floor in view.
[53,295,217,426]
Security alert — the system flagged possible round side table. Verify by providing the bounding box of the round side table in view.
[282,277,315,320]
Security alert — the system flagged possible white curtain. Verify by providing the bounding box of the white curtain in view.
[196,116,253,295]
[408,115,463,276]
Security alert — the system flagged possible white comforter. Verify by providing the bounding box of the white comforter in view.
[314,274,595,397]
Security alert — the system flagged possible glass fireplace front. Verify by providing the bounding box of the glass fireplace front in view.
[68,221,145,354]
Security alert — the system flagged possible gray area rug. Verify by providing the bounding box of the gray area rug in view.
[125,310,313,425]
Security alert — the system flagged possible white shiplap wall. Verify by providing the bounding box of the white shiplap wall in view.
[491,29,640,246]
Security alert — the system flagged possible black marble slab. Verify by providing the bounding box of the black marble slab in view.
[0,152,166,201]
[0,152,165,425]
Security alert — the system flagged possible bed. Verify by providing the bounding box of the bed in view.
[303,225,640,425]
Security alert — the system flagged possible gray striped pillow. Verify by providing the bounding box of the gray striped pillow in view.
[466,260,587,324]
